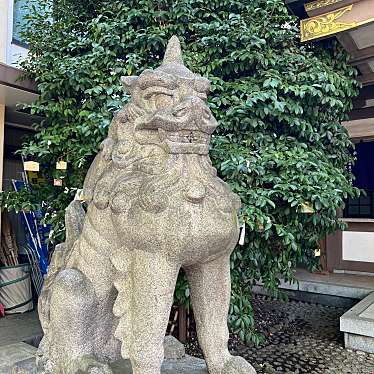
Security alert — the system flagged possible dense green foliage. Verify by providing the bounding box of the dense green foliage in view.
[3,0,359,343]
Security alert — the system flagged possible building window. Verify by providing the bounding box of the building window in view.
[345,192,374,218]
[344,141,374,219]
[13,0,32,47]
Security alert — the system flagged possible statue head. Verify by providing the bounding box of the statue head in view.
[120,36,217,155]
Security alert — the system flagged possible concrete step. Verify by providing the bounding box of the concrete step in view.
[340,292,374,354]
[0,343,36,374]
[278,269,374,299]
[253,268,374,308]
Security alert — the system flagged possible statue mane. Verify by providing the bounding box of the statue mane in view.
[82,36,237,215]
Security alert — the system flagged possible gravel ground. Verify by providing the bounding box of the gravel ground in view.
[186,295,374,374]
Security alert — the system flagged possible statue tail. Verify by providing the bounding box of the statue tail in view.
[111,251,134,359]
[65,199,86,251]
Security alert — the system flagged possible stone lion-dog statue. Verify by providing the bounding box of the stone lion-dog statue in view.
[37,36,256,374]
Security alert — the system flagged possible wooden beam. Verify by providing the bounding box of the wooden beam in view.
[343,118,374,139]
[177,305,187,343]
[350,45,374,65]
[355,84,374,101]
[5,108,42,128]
[301,0,374,42]
[358,72,374,86]
[349,106,374,120]
[0,105,4,246]
[352,98,367,109]
[305,0,361,17]
[0,63,38,93]
[337,32,359,52]
[357,63,373,75]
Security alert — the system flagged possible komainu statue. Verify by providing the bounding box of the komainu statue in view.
[37,36,256,374]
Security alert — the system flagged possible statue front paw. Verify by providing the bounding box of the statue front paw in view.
[69,355,113,374]
[86,366,112,374]
[222,356,256,374]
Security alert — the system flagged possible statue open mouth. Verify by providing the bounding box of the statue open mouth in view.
[167,130,209,144]
[160,129,211,154]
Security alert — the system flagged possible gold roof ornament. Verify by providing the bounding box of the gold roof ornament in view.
[301,5,356,42]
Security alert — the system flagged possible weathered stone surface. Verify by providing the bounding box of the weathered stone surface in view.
[0,343,37,374]
[163,335,185,360]
[36,35,256,374]
[12,357,38,374]
[340,292,374,353]
[114,356,208,373]
[344,333,374,354]
[12,357,208,374]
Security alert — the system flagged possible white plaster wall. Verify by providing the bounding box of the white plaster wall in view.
[0,0,11,63]
[343,231,374,263]
[0,0,29,66]
[7,0,29,67]
[9,43,28,67]
[6,0,14,64]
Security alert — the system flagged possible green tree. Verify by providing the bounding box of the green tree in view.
[3,0,359,343]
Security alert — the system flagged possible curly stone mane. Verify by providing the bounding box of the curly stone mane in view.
[82,40,238,215]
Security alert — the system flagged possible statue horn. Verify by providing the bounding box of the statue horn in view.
[162,36,184,65]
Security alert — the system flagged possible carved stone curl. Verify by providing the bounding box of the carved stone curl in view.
[37,36,256,374]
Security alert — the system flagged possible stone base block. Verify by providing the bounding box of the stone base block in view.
[344,332,374,354]
[340,292,374,354]
[12,356,208,374]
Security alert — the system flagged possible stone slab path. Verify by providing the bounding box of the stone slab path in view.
[0,311,42,347]
[0,343,36,374]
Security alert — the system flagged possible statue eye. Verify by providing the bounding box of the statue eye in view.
[144,88,174,109]
[197,92,207,101]
[194,78,210,96]
[153,93,174,109]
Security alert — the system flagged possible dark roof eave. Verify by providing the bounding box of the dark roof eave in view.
[0,63,38,94]
[284,0,311,19]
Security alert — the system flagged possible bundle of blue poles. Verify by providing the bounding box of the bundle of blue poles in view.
[12,177,50,296]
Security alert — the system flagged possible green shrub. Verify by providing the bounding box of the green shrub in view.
[3,0,359,343]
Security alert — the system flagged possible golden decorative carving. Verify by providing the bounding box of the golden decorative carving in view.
[305,0,344,12]
[301,5,356,42]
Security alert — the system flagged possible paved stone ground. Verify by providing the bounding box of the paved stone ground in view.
[0,310,42,347]
[187,295,374,374]
[0,343,37,373]
[1,298,374,373]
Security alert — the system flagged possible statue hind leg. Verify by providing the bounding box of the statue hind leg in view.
[39,239,120,373]
[44,268,112,374]
[185,254,256,374]
[113,250,179,374]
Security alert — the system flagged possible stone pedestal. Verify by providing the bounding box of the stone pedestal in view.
[11,336,208,373]
[12,356,208,374]
[340,292,374,353]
